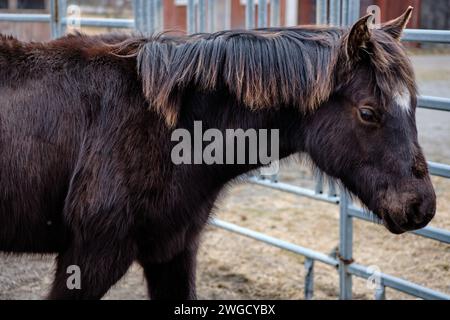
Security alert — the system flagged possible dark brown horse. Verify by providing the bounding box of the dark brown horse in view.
[0,7,435,299]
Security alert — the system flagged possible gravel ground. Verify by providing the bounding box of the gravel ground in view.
[0,53,449,300]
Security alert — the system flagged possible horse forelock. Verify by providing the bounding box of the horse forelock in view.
[339,28,417,113]
[371,30,417,113]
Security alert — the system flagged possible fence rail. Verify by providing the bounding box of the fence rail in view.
[0,13,52,22]
[0,0,449,300]
[418,96,450,112]
[403,29,450,43]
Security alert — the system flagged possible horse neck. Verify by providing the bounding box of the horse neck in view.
[174,90,305,184]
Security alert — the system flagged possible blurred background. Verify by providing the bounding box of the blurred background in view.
[0,0,448,40]
[0,0,448,300]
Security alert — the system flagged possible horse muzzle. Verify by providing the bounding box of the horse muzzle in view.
[378,185,436,234]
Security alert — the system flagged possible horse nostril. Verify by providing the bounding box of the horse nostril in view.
[407,203,422,225]
[405,200,435,229]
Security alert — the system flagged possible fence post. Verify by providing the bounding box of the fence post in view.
[224,0,231,30]
[340,0,356,300]
[132,0,140,31]
[314,172,324,194]
[133,0,144,32]
[329,0,342,26]
[198,0,206,32]
[342,0,361,26]
[155,0,163,31]
[50,0,59,39]
[328,179,337,197]
[141,0,147,32]
[304,258,314,300]
[316,0,328,25]
[341,0,349,26]
[348,0,361,24]
[339,188,353,299]
[147,0,156,34]
[207,0,215,32]
[57,0,67,36]
[258,0,268,28]
[270,0,280,27]
[375,284,386,300]
[187,0,196,34]
[245,0,255,29]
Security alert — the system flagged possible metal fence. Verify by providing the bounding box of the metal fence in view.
[0,0,449,300]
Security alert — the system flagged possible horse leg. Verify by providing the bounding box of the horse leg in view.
[48,238,135,300]
[139,243,199,300]
[46,150,140,299]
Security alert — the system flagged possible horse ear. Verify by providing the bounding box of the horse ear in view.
[381,6,413,41]
[346,14,374,59]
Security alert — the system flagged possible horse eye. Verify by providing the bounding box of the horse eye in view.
[359,107,378,123]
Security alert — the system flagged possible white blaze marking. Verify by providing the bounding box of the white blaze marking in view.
[394,85,411,113]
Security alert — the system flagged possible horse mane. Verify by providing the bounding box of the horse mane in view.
[112,28,343,127]
[1,26,416,128]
